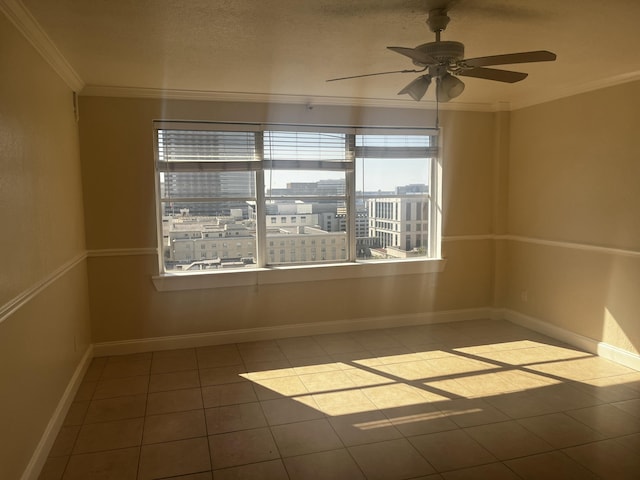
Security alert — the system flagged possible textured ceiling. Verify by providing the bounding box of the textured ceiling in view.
[17,0,640,109]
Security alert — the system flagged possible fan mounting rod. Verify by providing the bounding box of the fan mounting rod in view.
[426,8,450,42]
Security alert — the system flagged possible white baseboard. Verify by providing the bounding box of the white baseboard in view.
[93,307,495,356]
[501,308,640,372]
[21,345,94,480]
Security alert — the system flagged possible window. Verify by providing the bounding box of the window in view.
[155,122,440,273]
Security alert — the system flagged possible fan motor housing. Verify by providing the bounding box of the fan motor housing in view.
[413,41,465,66]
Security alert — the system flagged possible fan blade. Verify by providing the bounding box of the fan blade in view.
[327,67,426,82]
[387,46,437,65]
[458,67,528,83]
[398,75,432,101]
[464,50,556,67]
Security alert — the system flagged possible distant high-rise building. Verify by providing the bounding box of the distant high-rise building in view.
[162,172,255,216]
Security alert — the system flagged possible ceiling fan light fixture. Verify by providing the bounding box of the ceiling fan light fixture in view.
[398,74,432,101]
[436,73,465,102]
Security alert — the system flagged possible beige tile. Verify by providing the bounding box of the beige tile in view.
[151,348,198,373]
[101,353,151,379]
[205,402,267,434]
[564,438,640,479]
[484,390,560,418]
[291,356,342,375]
[196,344,243,369]
[383,403,459,436]
[441,462,520,480]
[82,357,107,382]
[242,360,294,380]
[572,378,640,403]
[214,460,288,480]
[149,370,200,393]
[277,336,326,359]
[373,347,424,365]
[93,375,149,400]
[566,403,640,437]
[342,367,395,387]
[143,409,206,444]
[614,432,640,452]
[271,418,343,457]
[209,427,279,469]
[299,370,357,393]
[331,351,384,368]
[138,437,210,480]
[63,447,139,480]
[201,382,257,407]
[437,398,509,428]
[429,356,496,376]
[260,396,325,425]
[612,398,640,418]
[453,372,518,396]
[38,455,68,480]
[48,426,80,457]
[169,473,212,480]
[506,451,600,480]
[517,412,606,448]
[362,383,431,409]
[409,429,496,472]
[237,340,287,363]
[349,438,435,479]
[63,401,89,426]
[328,410,403,446]
[251,375,309,400]
[84,395,146,424]
[73,418,143,454]
[375,360,438,381]
[199,365,247,386]
[465,420,553,460]
[73,381,97,402]
[312,333,364,354]
[312,389,377,416]
[283,449,365,480]
[146,387,203,415]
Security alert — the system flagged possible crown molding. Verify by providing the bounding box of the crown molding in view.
[0,0,84,92]
[79,85,497,112]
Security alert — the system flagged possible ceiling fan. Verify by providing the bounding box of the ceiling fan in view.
[327,8,556,102]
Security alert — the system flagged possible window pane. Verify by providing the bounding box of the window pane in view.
[161,201,256,271]
[265,198,348,265]
[161,171,256,199]
[355,133,433,262]
[265,170,346,197]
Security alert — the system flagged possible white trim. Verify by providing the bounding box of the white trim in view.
[0,252,86,325]
[87,248,157,258]
[78,85,494,112]
[0,0,84,92]
[93,307,493,356]
[152,258,447,292]
[442,234,495,242]
[498,234,640,258]
[21,345,94,480]
[501,308,640,372]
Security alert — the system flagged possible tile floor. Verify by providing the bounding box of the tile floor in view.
[38,319,640,479]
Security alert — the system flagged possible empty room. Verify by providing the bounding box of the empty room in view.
[1,0,639,479]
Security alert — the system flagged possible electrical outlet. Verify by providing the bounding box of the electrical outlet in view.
[520,290,528,302]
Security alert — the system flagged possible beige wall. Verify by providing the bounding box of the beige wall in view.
[506,81,640,354]
[0,14,92,480]
[78,97,497,343]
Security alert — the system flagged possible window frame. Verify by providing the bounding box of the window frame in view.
[153,121,443,288]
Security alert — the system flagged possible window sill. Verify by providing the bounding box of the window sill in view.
[151,258,447,292]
